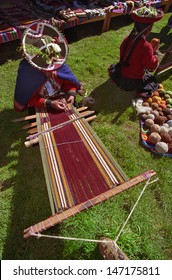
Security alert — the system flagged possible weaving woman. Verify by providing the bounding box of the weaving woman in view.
[109,6,164,97]
[14,22,82,112]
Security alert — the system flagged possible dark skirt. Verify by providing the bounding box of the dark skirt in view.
[109,64,158,93]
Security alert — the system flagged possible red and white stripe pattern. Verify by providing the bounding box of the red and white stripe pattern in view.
[40,111,68,210]
[70,112,119,185]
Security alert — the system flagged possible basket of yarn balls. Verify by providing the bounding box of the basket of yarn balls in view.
[139,88,172,157]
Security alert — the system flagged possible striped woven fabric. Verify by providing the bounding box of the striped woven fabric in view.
[0,27,22,44]
[23,106,156,238]
[37,106,128,215]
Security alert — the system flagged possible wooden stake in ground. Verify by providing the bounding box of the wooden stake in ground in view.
[99,237,129,260]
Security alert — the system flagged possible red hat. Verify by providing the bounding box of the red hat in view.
[131,7,163,24]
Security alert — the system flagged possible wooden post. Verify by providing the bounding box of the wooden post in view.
[99,237,129,260]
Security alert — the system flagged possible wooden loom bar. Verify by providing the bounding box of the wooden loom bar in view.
[26,116,96,136]
[11,114,36,122]
[80,110,95,116]
[22,121,37,129]
[77,106,88,112]
[23,170,156,238]
[85,115,97,122]
[24,110,95,147]
[12,108,87,123]
[27,110,95,140]
[27,127,38,134]
[25,137,39,147]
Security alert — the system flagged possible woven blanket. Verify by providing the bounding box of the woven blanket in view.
[36,106,128,213]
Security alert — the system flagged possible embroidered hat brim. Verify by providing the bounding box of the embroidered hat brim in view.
[131,9,164,24]
[22,21,68,71]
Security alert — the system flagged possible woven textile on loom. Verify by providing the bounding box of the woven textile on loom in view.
[36,106,128,215]
[24,106,156,238]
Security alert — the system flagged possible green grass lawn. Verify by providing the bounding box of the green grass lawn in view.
[0,12,172,260]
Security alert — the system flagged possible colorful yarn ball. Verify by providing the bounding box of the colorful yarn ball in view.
[150,124,161,133]
[167,115,172,120]
[140,113,148,120]
[162,108,172,116]
[142,102,150,107]
[168,143,172,153]
[148,132,161,144]
[160,126,169,134]
[151,102,159,110]
[155,142,169,153]
[167,120,172,127]
[152,90,160,96]
[168,127,172,137]
[145,118,154,127]
[152,96,161,103]
[146,97,152,104]
[145,110,152,115]
[157,107,163,112]
[146,113,155,120]
[154,116,166,125]
[152,110,159,117]
[160,132,172,144]
[163,123,169,128]
[158,111,164,116]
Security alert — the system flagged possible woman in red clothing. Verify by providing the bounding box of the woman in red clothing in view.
[109,7,163,96]
[14,59,82,112]
[14,22,82,112]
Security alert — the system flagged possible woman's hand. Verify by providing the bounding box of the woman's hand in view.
[151,38,160,52]
[66,95,75,104]
[51,99,67,111]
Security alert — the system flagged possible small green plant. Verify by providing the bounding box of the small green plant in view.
[136,6,160,17]
[19,35,62,64]
[25,43,43,57]
[25,43,53,64]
